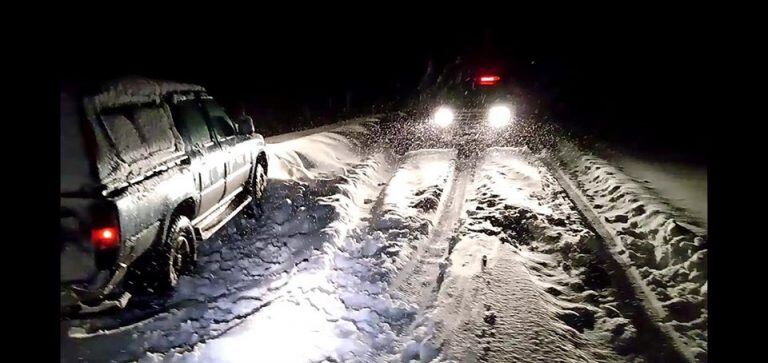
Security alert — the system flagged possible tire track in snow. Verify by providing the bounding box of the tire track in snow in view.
[384,153,478,362]
[323,149,463,362]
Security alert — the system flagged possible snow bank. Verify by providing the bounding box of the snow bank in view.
[601,150,707,228]
[318,149,461,361]
[265,119,379,181]
[557,141,708,360]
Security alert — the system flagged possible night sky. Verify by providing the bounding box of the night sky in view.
[60,26,704,160]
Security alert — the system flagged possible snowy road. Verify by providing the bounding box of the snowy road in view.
[61,117,707,362]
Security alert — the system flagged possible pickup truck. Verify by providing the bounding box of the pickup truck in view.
[60,78,268,313]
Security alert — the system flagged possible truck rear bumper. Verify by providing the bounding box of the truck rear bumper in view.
[77,291,132,313]
[61,262,130,313]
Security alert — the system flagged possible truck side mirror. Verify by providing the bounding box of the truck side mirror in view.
[236,115,255,135]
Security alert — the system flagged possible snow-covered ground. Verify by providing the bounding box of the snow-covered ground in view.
[61,117,707,362]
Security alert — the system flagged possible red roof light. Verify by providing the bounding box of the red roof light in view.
[478,75,501,86]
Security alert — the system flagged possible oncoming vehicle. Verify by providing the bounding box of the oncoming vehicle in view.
[399,60,534,158]
[60,78,268,313]
[425,70,519,149]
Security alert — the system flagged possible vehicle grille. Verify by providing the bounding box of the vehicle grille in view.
[455,109,486,126]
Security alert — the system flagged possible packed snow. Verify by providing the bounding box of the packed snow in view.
[62,116,707,362]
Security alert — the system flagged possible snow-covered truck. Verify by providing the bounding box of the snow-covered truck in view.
[60,78,269,313]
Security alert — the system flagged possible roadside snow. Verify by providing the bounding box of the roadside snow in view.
[265,116,383,144]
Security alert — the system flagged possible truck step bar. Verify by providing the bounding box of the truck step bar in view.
[192,188,253,240]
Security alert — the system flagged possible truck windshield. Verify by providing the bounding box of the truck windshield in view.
[172,99,215,149]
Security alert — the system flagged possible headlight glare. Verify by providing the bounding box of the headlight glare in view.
[433,106,454,127]
[488,105,513,128]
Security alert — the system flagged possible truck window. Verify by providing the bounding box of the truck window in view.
[202,99,236,139]
[172,99,214,148]
[98,103,178,164]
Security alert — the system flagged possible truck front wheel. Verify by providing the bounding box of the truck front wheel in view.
[248,162,267,217]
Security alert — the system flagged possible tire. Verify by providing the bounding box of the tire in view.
[248,162,267,217]
[144,215,196,293]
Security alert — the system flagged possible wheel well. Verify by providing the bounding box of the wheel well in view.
[256,151,268,172]
[175,198,197,220]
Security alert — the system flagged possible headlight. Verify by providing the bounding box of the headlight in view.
[487,105,513,128]
[432,106,454,127]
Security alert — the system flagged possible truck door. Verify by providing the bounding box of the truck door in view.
[201,97,251,199]
[170,96,227,216]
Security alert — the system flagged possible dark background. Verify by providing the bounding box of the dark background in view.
[59,25,705,162]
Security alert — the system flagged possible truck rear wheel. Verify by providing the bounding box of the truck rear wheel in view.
[164,215,195,288]
[136,215,196,293]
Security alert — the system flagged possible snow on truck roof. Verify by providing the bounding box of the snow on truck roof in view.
[90,77,206,109]
[62,78,207,195]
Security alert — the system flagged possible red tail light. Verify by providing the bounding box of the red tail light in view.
[91,227,120,249]
[478,75,501,86]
